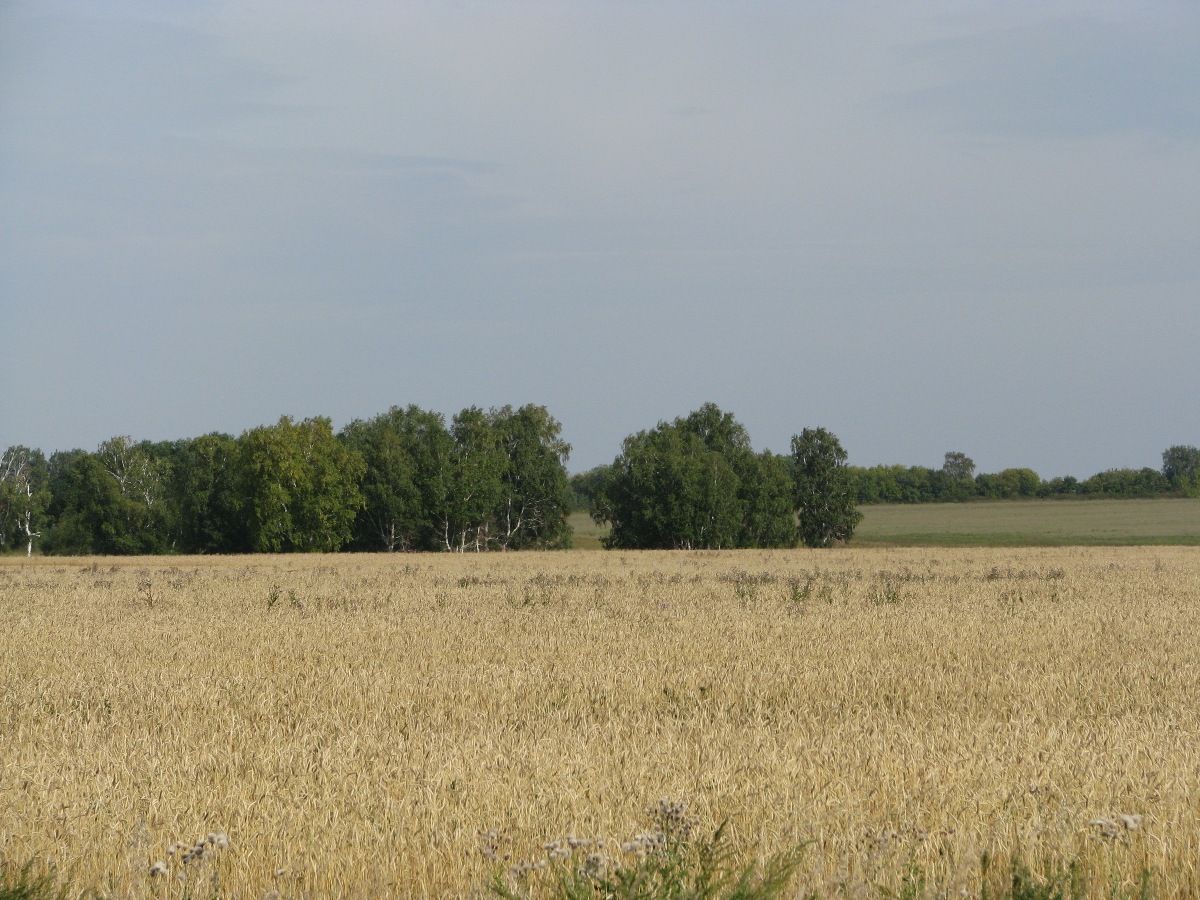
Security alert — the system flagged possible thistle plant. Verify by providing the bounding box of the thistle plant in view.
[488,799,804,900]
[149,831,230,892]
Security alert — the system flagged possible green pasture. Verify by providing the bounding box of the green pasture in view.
[570,499,1200,548]
[855,498,1200,546]
[567,511,609,549]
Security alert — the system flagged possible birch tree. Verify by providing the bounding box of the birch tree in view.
[95,436,166,509]
[790,427,862,547]
[0,445,49,556]
[431,407,505,552]
[489,404,572,550]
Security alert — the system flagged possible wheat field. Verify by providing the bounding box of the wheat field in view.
[2,548,1199,898]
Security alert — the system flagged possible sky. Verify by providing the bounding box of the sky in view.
[2,1,1198,478]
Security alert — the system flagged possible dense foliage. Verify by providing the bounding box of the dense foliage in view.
[590,404,855,549]
[791,427,862,548]
[3,408,1195,555]
[9,404,572,555]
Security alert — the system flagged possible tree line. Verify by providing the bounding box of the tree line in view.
[4,405,1194,556]
[840,447,1200,505]
[0,405,574,556]
[0,403,861,555]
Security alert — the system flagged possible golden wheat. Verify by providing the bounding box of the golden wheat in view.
[2,547,1199,897]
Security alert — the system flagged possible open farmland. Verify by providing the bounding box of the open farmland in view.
[571,499,1200,550]
[855,499,1200,547]
[3,549,1200,897]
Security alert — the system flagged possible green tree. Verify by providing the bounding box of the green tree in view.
[44,449,87,539]
[1080,467,1170,498]
[95,436,166,508]
[568,465,614,513]
[1162,445,1200,496]
[139,439,193,550]
[238,416,365,552]
[490,404,573,550]
[977,467,1041,499]
[790,427,862,547]
[43,453,154,554]
[595,404,793,550]
[897,466,935,503]
[739,450,800,548]
[1038,475,1080,497]
[933,452,977,501]
[598,423,742,549]
[341,406,444,551]
[0,446,50,555]
[174,433,246,553]
[941,451,976,482]
[94,436,176,552]
[680,403,753,458]
[428,407,506,552]
[41,440,175,555]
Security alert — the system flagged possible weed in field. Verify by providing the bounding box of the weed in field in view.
[0,861,71,900]
[135,576,156,608]
[148,831,230,895]
[1090,815,1143,843]
[488,799,804,900]
[869,576,905,605]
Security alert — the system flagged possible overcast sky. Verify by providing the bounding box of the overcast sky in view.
[2,1,1198,477]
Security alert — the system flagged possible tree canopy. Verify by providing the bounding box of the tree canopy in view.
[6,405,1195,556]
[791,427,862,548]
[593,403,848,550]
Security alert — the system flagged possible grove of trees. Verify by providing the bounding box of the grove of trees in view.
[4,404,573,556]
[3,405,1195,556]
[584,404,858,550]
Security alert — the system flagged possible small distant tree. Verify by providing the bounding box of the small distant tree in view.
[1163,445,1200,496]
[1080,467,1170,498]
[974,468,1041,499]
[790,427,862,547]
[936,451,977,501]
[1039,475,1080,497]
[942,451,976,482]
[568,465,613,513]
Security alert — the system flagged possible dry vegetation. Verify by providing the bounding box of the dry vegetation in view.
[2,548,1200,897]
